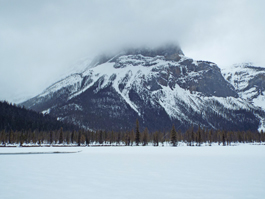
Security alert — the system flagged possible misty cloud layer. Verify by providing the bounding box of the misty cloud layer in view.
[1,0,265,102]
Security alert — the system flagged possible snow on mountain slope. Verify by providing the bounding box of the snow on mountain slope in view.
[222,63,265,108]
[253,95,265,110]
[21,46,265,131]
[222,63,265,131]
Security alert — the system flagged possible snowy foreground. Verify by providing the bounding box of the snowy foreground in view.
[0,144,265,199]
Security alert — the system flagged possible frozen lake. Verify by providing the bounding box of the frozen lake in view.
[0,144,265,199]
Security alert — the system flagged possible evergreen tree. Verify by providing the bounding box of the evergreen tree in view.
[0,130,6,145]
[227,131,232,146]
[80,134,86,144]
[54,130,59,144]
[142,128,149,146]
[208,129,212,146]
[38,137,41,145]
[153,131,159,146]
[110,131,114,145]
[185,129,191,146]
[59,127,63,144]
[19,132,24,146]
[126,131,131,146]
[177,129,182,144]
[191,126,194,146]
[26,129,31,144]
[90,131,95,145]
[32,131,36,144]
[85,131,90,146]
[217,130,222,145]
[162,131,166,146]
[66,131,70,144]
[78,130,81,146]
[49,131,53,145]
[197,126,202,146]
[124,131,130,146]
[99,130,103,145]
[116,132,121,145]
[260,130,265,142]
[9,130,14,144]
[170,125,177,147]
[130,130,135,146]
[222,131,226,146]
[103,131,107,145]
[71,131,74,144]
[135,119,140,146]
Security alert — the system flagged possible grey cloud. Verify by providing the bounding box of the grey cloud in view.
[0,0,265,102]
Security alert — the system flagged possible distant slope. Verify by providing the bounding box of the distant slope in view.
[0,101,78,132]
[222,63,265,131]
[222,63,265,109]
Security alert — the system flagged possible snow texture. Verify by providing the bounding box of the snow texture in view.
[253,95,265,110]
[222,63,265,101]
[0,145,265,199]
[222,64,265,131]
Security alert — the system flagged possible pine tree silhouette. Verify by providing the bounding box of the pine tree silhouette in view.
[135,119,140,146]
[170,125,177,147]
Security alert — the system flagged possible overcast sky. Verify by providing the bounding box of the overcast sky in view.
[1,0,265,103]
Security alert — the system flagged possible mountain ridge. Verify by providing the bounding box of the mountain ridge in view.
[21,45,265,132]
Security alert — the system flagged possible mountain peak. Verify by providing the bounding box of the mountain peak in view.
[122,43,184,59]
[90,43,184,67]
[21,43,265,132]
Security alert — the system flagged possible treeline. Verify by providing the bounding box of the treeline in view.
[0,101,78,132]
[1,121,264,146]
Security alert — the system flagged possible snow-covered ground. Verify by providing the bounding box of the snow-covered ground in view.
[0,144,265,199]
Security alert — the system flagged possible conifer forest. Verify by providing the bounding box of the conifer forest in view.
[1,101,264,147]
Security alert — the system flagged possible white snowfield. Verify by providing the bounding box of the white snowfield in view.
[0,144,265,199]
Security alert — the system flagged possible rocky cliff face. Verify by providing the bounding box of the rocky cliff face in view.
[222,63,265,102]
[222,63,265,131]
[21,46,265,131]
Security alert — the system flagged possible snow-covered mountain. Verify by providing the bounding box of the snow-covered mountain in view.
[222,63,265,108]
[222,63,265,130]
[21,45,265,131]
